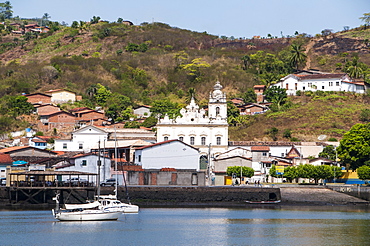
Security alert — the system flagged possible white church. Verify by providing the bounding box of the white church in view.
[156,81,229,172]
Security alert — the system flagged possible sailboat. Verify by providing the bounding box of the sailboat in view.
[52,194,121,221]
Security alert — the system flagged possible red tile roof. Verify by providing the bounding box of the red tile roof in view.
[251,146,270,151]
[0,153,12,164]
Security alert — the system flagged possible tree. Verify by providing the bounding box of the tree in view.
[243,88,256,103]
[357,165,370,180]
[241,55,250,70]
[105,93,132,122]
[117,18,123,23]
[227,101,240,125]
[95,83,111,105]
[0,95,34,117]
[289,43,307,71]
[90,16,101,24]
[284,166,298,182]
[180,58,211,83]
[360,109,370,122]
[185,87,197,104]
[150,99,181,119]
[266,127,279,141]
[359,13,370,28]
[337,123,370,170]
[42,13,51,26]
[0,1,12,19]
[318,145,337,160]
[263,86,287,111]
[226,166,254,178]
[344,57,367,79]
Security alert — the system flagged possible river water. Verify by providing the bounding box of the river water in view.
[1,206,370,246]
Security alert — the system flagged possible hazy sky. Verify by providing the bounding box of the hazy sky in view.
[11,0,370,38]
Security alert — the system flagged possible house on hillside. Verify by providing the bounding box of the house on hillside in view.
[39,111,76,129]
[238,103,269,115]
[35,104,60,115]
[254,85,266,103]
[24,93,52,105]
[133,105,151,118]
[45,89,78,104]
[28,136,55,150]
[271,70,369,95]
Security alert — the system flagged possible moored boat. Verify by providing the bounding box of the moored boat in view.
[52,208,121,221]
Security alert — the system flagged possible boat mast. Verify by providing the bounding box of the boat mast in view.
[97,140,101,198]
[114,126,118,198]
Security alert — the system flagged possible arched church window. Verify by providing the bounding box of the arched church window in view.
[216,107,220,115]
[216,137,221,145]
[164,136,168,141]
[201,137,206,145]
[179,136,184,142]
[190,136,195,145]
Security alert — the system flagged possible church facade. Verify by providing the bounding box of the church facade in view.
[156,81,229,173]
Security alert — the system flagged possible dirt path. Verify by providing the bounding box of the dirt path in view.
[303,39,316,70]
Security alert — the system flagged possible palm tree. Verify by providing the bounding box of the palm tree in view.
[289,43,307,71]
[185,87,197,104]
[359,13,370,28]
[346,57,364,79]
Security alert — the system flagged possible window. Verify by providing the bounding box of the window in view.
[302,86,305,91]
[164,136,168,141]
[138,155,141,162]
[295,83,297,90]
[216,137,221,145]
[190,137,195,145]
[216,107,220,115]
[201,137,206,145]
[322,86,325,90]
[336,81,340,86]
[79,143,83,149]
[281,153,285,157]
[285,83,289,89]
[329,82,333,86]
[308,82,312,87]
[63,143,67,149]
[262,152,267,156]
[179,136,184,142]
[82,160,87,166]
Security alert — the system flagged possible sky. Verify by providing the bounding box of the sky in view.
[11,0,370,38]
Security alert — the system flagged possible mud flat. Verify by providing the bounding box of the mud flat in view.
[280,187,369,205]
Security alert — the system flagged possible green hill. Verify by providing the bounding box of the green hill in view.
[0,20,370,141]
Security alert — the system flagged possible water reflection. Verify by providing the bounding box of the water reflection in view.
[1,207,370,246]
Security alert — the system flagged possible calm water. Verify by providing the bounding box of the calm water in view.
[1,207,370,246]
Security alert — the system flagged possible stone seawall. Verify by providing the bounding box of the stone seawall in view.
[118,186,280,206]
[1,186,369,208]
[0,186,280,207]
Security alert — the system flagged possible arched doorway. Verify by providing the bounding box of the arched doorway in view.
[199,155,208,170]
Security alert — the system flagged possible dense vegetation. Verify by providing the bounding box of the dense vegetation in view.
[0,2,370,143]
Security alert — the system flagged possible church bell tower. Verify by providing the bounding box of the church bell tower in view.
[208,81,227,121]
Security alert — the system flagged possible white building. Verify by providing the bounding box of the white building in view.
[134,139,200,171]
[156,81,229,172]
[54,153,111,183]
[54,125,108,152]
[271,71,369,95]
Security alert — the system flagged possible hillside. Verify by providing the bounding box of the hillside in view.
[0,21,370,141]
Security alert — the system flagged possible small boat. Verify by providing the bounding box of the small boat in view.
[245,200,281,204]
[52,208,121,221]
[52,194,121,221]
[64,195,139,213]
[98,195,139,213]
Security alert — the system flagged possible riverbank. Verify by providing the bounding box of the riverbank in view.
[0,185,369,209]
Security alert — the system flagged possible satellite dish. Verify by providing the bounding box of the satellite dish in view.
[318,135,327,141]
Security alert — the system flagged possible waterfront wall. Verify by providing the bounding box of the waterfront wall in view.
[0,186,280,206]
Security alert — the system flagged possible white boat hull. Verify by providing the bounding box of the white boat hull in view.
[53,209,121,221]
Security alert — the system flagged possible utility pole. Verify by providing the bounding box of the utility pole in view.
[207,143,211,186]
